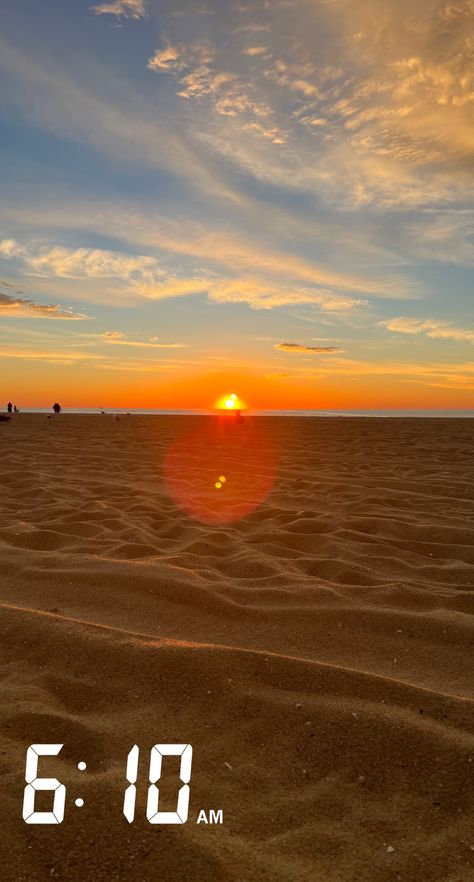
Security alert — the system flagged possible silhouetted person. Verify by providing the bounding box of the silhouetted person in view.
[13,405,19,413]
[52,402,62,415]
[235,409,244,424]
[7,402,12,413]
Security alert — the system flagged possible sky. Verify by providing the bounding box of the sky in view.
[0,0,473,410]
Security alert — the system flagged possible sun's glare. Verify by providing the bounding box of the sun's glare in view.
[215,392,245,410]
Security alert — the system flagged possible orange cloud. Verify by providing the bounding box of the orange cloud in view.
[382,317,474,343]
[275,342,341,353]
[0,292,88,320]
[242,47,267,57]
[91,0,145,18]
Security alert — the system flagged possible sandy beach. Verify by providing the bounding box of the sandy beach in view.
[0,414,473,882]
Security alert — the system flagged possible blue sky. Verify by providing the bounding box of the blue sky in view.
[0,0,473,408]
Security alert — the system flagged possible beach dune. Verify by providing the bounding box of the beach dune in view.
[0,415,473,881]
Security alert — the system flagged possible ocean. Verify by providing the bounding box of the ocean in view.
[16,408,474,418]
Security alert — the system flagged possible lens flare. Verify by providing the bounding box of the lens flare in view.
[163,417,275,524]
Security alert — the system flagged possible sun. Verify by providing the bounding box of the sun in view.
[215,392,245,410]
[225,393,237,409]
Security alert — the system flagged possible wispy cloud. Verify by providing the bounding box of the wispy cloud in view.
[2,0,472,407]
[402,211,474,266]
[0,240,160,280]
[265,59,321,98]
[242,47,267,57]
[236,24,272,34]
[148,40,275,130]
[99,333,188,348]
[4,235,350,315]
[0,37,244,206]
[283,356,474,390]
[142,0,474,211]
[382,317,474,343]
[0,345,99,363]
[91,0,146,19]
[0,239,168,306]
[147,44,189,72]
[2,215,404,312]
[275,342,341,353]
[144,276,366,311]
[2,233,366,312]
[0,291,88,320]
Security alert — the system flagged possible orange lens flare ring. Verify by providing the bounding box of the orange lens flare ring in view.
[163,418,275,524]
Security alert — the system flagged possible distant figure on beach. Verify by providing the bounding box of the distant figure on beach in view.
[7,402,12,413]
[52,402,62,415]
[13,405,19,413]
[235,409,244,424]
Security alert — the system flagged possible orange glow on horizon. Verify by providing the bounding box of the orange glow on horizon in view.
[3,365,473,411]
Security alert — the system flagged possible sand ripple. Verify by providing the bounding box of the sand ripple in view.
[0,415,473,880]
